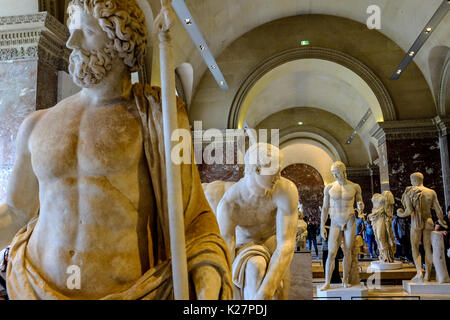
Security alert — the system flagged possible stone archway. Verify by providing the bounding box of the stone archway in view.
[228,47,396,129]
[281,163,324,222]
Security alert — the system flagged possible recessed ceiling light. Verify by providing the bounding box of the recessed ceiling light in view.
[220,81,224,86]
[396,69,402,75]
[409,51,415,56]
[211,65,216,70]
[199,44,205,51]
[185,18,192,25]
[425,27,432,33]
[298,121,303,126]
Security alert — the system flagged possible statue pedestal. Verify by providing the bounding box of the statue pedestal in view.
[369,261,403,270]
[403,280,450,294]
[316,284,368,300]
[289,251,313,300]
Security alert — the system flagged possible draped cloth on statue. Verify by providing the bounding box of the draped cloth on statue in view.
[6,83,233,300]
[232,242,271,300]
[401,186,425,230]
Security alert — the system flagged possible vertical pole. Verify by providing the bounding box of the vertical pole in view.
[157,1,189,300]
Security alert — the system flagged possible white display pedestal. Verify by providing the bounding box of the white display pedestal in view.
[369,261,403,270]
[316,284,368,300]
[403,280,450,294]
[289,250,313,300]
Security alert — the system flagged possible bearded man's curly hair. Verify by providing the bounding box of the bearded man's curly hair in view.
[68,0,148,72]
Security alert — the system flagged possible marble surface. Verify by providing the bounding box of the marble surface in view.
[281,163,324,221]
[316,284,368,300]
[369,261,403,270]
[0,60,38,202]
[289,251,313,300]
[403,280,450,294]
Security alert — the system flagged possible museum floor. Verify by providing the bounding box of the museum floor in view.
[311,259,450,300]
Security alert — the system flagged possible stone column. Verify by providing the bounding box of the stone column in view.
[434,117,450,209]
[371,120,445,206]
[0,12,69,201]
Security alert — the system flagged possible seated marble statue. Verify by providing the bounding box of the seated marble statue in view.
[368,191,396,263]
[202,181,236,214]
[216,143,298,300]
[0,0,232,300]
[397,172,448,283]
[319,161,364,291]
[296,203,308,251]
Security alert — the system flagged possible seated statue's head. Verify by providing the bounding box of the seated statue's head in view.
[410,172,424,187]
[244,143,283,192]
[331,161,347,182]
[67,0,148,88]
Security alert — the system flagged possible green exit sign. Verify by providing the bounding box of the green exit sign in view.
[300,40,310,46]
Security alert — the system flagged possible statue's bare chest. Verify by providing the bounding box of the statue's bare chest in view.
[30,103,143,180]
[329,184,356,202]
[235,195,277,226]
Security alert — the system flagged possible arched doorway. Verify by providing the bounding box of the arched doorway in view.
[281,163,324,222]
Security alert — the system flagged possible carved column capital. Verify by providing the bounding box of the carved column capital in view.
[370,119,439,145]
[433,116,450,137]
[0,12,70,70]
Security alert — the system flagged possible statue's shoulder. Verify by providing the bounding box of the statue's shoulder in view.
[278,176,297,193]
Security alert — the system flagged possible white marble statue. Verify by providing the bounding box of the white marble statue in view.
[319,161,364,291]
[296,203,308,251]
[217,143,299,300]
[202,181,236,214]
[368,191,396,263]
[397,172,448,283]
[0,0,232,300]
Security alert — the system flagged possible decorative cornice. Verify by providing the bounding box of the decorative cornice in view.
[370,119,439,143]
[0,12,69,70]
[346,166,379,177]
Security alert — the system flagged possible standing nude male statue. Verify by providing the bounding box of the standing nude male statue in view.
[319,161,364,291]
[217,143,298,300]
[0,0,232,299]
[397,172,448,282]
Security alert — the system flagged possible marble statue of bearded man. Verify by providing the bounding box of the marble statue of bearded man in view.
[0,0,232,300]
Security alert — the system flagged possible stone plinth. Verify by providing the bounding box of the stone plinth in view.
[316,284,368,300]
[403,280,450,294]
[369,261,403,270]
[289,250,313,300]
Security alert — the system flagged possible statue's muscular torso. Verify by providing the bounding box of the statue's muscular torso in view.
[26,93,154,299]
[327,181,359,228]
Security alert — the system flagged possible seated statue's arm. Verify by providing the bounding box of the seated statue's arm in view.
[320,184,332,239]
[432,191,447,228]
[255,180,298,300]
[0,112,42,248]
[216,192,238,262]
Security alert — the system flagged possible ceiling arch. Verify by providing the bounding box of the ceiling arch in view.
[189,14,436,129]
[148,0,448,102]
[230,48,393,130]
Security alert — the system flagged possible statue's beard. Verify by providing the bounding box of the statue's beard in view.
[69,47,115,88]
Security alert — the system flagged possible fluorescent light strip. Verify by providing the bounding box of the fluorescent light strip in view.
[345,109,372,145]
[172,0,229,91]
[390,0,449,80]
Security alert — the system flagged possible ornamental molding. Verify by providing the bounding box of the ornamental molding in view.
[0,12,69,70]
[346,166,379,177]
[433,116,450,137]
[370,119,440,144]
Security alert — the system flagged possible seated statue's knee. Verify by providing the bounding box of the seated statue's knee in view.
[247,256,267,279]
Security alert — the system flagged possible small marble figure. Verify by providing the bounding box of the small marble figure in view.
[319,161,364,291]
[296,203,308,251]
[217,143,299,300]
[397,172,448,282]
[368,192,396,263]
